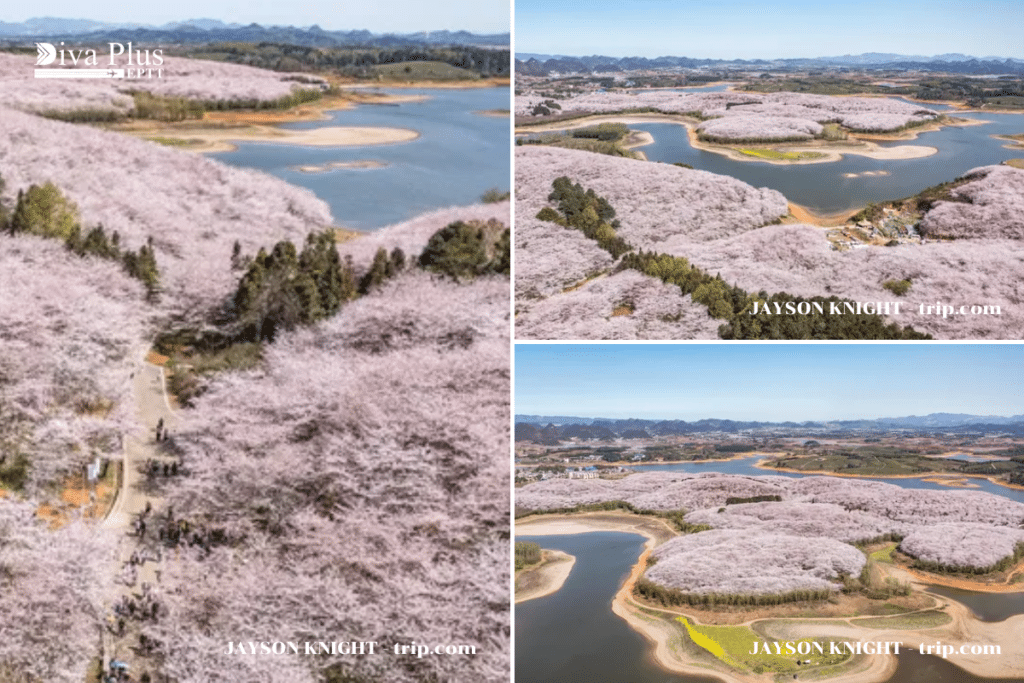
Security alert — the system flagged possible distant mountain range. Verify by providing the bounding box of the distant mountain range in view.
[516,52,1024,76]
[515,413,1024,441]
[0,17,509,47]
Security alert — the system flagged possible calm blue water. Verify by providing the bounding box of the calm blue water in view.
[924,584,1024,623]
[210,87,510,230]
[516,532,710,683]
[629,110,1024,213]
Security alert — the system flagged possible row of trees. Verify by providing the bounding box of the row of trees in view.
[538,176,631,257]
[515,541,542,570]
[534,176,930,339]
[232,219,510,342]
[40,87,325,123]
[907,542,1024,575]
[188,43,510,78]
[2,178,160,297]
[636,577,834,608]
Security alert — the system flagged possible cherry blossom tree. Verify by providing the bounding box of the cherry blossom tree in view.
[0,52,325,117]
[919,165,1024,240]
[146,271,510,683]
[648,529,866,595]
[899,523,1024,571]
[338,202,510,273]
[518,472,1024,581]
[0,107,332,322]
[515,270,720,340]
[515,90,939,133]
[514,146,1024,339]
[514,216,616,300]
[0,234,152,494]
[0,500,117,683]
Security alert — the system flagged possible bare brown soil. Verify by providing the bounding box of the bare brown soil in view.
[333,227,363,243]
[515,549,576,603]
[145,350,169,366]
[36,476,116,527]
[901,558,1024,593]
[783,201,855,226]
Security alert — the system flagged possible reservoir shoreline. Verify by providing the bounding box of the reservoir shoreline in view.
[517,512,1024,683]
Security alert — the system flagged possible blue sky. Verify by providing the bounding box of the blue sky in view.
[6,0,509,33]
[516,0,1023,59]
[515,344,1024,421]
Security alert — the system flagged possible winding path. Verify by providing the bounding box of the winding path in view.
[101,361,178,680]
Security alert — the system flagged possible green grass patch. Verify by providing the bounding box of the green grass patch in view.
[820,122,848,141]
[520,132,639,158]
[1005,158,1024,169]
[869,543,898,564]
[370,61,479,81]
[160,338,264,406]
[881,279,912,296]
[0,453,30,491]
[570,122,629,142]
[984,95,1024,108]
[677,617,849,674]
[147,136,201,148]
[737,148,827,161]
[515,541,542,571]
[481,188,510,203]
[854,610,951,629]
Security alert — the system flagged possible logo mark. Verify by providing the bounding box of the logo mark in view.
[35,42,56,66]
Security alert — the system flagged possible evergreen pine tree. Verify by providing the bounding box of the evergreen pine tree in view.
[359,248,391,294]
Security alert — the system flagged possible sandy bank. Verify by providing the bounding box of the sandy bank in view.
[516,113,936,165]
[918,475,979,488]
[294,160,387,173]
[515,549,576,604]
[137,125,419,153]
[339,77,509,90]
[778,597,1024,678]
[622,130,654,160]
[784,201,856,227]
[906,561,1024,593]
[995,134,1024,150]
[752,457,1024,493]
[516,511,676,545]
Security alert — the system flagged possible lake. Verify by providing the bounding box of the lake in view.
[516,531,712,683]
[517,101,1023,215]
[923,584,1024,623]
[517,461,1024,683]
[210,86,510,230]
[628,109,1024,214]
[517,530,1024,683]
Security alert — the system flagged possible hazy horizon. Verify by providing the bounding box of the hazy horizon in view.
[516,0,1024,61]
[515,345,1024,422]
[516,49,1020,61]
[0,2,510,34]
